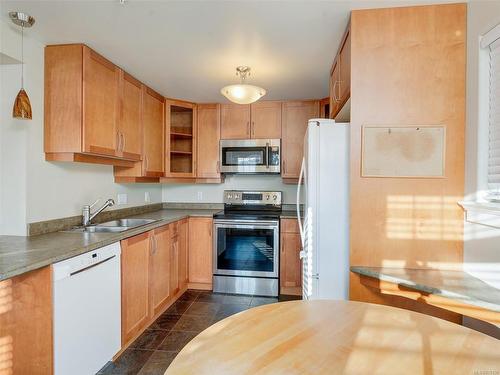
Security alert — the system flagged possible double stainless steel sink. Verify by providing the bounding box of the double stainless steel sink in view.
[67,218,157,233]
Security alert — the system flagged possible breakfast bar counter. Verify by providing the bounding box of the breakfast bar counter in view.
[350,266,500,326]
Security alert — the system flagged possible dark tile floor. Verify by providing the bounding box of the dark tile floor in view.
[98,290,301,375]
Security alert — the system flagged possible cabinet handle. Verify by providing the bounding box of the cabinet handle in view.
[283,160,286,174]
[144,155,149,173]
[121,133,125,152]
[251,122,255,137]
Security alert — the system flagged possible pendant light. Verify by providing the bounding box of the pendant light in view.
[220,66,266,104]
[9,11,35,120]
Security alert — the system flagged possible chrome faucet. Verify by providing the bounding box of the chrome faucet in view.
[82,198,115,226]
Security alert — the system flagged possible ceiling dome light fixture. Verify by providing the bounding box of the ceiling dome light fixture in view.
[9,11,35,120]
[220,66,266,105]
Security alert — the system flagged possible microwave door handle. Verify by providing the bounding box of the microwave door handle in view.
[265,143,270,169]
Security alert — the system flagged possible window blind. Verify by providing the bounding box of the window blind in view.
[488,38,500,189]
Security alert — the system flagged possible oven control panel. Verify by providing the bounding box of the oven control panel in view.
[224,190,282,206]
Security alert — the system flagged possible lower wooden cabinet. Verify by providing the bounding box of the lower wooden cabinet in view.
[121,231,151,345]
[188,217,213,288]
[280,218,302,296]
[150,225,171,316]
[178,219,189,290]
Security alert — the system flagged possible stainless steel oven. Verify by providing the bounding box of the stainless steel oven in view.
[213,190,282,296]
[219,139,281,174]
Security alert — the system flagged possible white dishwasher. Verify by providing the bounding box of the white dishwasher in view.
[53,242,121,375]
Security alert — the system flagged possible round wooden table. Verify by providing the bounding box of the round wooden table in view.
[165,300,500,375]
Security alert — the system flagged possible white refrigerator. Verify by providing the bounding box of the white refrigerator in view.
[297,119,350,300]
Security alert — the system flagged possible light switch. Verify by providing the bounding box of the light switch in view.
[117,194,127,205]
[197,191,203,201]
[145,191,151,203]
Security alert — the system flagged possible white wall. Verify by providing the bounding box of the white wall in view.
[463,0,500,335]
[162,175,298,205]
[0,19,162,235]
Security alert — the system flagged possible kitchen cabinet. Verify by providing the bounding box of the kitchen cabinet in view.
[114,85,165,182]
[329,26,351,119]
[165,100,197,179]
[169,222,180,296]
[143,87,165,176]
[119,71,143,160]
[121,232,151,345]
[221,103,251,139]
[178,219,189,290]
[221,102,282,139]
[281,100,319,181]
[150,225,171,316]
[0,267,53,374]
[250,101,282,139]
[188,217,213,288]
[280,219,302,296]
[196,104,221,180]
[45,44,137,167]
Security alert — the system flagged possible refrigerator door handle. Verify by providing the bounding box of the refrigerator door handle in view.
[297,157,305,249]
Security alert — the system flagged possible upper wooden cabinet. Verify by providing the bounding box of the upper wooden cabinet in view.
[45,44,138,167]
[221,101,282,139]
[120,71,143,160]
[143,87,165,177]
[281,100,319,181]
[250,101,282,139]
[221,103,251,139]
[197,104,221,179]
[165,100,197,178]
[330,26,351,119]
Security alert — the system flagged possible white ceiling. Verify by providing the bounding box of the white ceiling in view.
[2,0,458,102]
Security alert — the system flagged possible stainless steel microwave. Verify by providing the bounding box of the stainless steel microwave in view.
[219,139,281,174]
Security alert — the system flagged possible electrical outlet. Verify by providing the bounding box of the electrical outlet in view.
[117,193,127,205]
[145,191,151,203]
[197,191,203,201]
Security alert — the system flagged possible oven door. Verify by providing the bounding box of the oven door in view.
[213,219,279,278]
[220,139,280,174]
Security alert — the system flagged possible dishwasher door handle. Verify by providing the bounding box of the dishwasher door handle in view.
[70,255,116,277]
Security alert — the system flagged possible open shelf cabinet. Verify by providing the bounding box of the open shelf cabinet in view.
[166,100,196,178]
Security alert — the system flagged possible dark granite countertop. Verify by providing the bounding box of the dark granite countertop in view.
[351,266,500,313]
[0,209,218,282]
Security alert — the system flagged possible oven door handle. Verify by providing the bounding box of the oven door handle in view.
[214,223,279,230]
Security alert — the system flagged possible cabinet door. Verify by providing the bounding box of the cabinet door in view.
[281,101,319,179]
[121,232,151,345]
[329,60,340,118]
[178,219,189,289]
[188,217,213,285]
[119,71,142,161]
[150,225,171,317]
[197,104,221,178]
[280,219,302,295]
[143,87,165,177]
[220,104,251,139]
[339,30,351,104]
[82,46,119,156]
[250,101,282,139]
[170,232,180,296]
